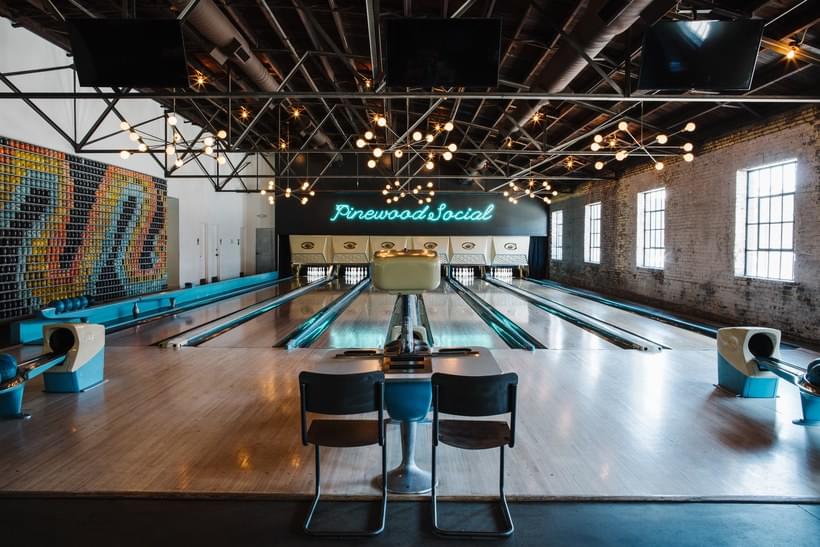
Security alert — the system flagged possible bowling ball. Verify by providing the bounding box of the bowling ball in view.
[79,296,88,309]
[806,359,820,387]
[71,298,82,310]
[55,300,66,314]
[64,299,75,312]
[0,354,17,382]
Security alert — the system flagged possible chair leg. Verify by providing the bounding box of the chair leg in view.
[431,445,514,538]
[303,444,388,537]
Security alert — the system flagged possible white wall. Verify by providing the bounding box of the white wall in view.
[0,20,275,287]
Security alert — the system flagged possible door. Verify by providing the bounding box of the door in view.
[197,222,207,284]
[255,228,276,273]
[207,224,220,282]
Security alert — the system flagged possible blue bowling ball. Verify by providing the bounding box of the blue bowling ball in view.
[55,300,66,314]
[79,296,89,309]
[71,297,82,311]
[806,359,820,387]
[65,299,75,312]
[0,354,17,382]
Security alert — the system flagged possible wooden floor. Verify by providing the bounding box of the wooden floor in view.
[1,346,818,501]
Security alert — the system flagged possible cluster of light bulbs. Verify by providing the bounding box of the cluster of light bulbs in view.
[381,180,436,205]
[503,180,559,205]
[589,120,696,172]
[259,179,315,206]
[118,112,229,168]
[356,116,459,170]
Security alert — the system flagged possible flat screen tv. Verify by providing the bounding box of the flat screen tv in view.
[67,18,189,88]
[637,20,764,91]
[385,18,501,87]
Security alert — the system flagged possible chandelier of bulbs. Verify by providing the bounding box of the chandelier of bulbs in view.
[118,111,229,169]
[503,179,559,205]
[356,115,459,172]
[258,179,315,207]
[589,120,697,172]
[381,180,436,205]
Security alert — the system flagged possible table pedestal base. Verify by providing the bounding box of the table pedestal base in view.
[386,421,436,494]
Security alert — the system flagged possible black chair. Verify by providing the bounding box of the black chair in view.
[299,371,387,536]
[431,372,518,538]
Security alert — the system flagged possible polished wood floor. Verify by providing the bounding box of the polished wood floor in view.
[1,346,818,501]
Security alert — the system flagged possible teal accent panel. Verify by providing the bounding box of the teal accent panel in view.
[43,348,105,393]
[717,354,778,398]
[385,381,432,422]
[0,384,24,418]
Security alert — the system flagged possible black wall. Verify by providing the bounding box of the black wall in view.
[275,192,548,236]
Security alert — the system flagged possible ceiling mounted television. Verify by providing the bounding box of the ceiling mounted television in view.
[637,20,764,91]
[385,18,501,87]
[67,18,189,88]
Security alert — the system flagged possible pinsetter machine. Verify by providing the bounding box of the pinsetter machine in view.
[717,326,820,425]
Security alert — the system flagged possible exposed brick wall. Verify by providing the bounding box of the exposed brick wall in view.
[549,106,820,346]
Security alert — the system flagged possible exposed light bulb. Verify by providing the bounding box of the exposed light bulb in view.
[204,146,214,155]
[552,190,558,196]
[412,131,423,141]
[173,133,182,143]
[217,130,228,139]
[447,143,457,153]
[418,199,424,205]
[167,113,178,126]
[399,192,405,198]
[413,188,419,194]
[119,150,131,159]
[364,130,374,140]
[301,197,308,205]
[618,121,628,131]
[656,134,668,144]
[444,121,454,131]
[443,151,453,161]
[593,134,603,143]
[683,152,694,162]
[367,159,376,168]
[204,136,215,147]
[425,160,434,170]
[590,142,601,151]
[508,197,514,203]
[394,180,401,186]
[382,189,389,195]
[356,138,366,148]
[425,133,434,143]
[424,197,431,203]
[394,149,404,158]
[119,121,130,131]
[684,122,696,132]
[217,155,226,165]
[301,181,309,190]
[682,142,693,152]
[373,147,383,158]
[615,150,627,161]
[138,143,147,152]
[427,181,433,188]
[175,158,183,168]
[429,191,435,197]
[309,190,315,196]
[594,161,604,170]
[786,46,797,60]
[508,181,515,188]
[376,116,387,127]
[386,198,392,204]
[128,132,139,142]
[543,197,550,203]
[503,191,509,197]
[655,161,665,171]
[261,189,267,195]
[165,144,176,155]
[524,188,530,195]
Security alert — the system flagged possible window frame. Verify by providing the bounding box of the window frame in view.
[583,202,602,264]
[550,210,563,261]
[636,187,666,270]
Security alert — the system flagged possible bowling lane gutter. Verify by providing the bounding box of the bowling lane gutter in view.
[447,276,546,351]
[484,276,667,352]
[274,276,372,349]
[156,276,336,348]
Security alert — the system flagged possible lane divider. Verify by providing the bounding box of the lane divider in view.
[486,276,667,352]
[158,276,335,348]
[448,277,546,351]
[274,277,371,349]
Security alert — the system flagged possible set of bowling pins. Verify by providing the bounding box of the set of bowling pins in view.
[306,266,329,280]
[344,266,368,282]
[452,267,476,281]
[491,267,515,280]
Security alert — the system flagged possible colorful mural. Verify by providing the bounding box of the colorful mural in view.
[0,137,166,320]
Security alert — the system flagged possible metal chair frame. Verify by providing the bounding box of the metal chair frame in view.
[431,372,518,538]
[299,371,387,537]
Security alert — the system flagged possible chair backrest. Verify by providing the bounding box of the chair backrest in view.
[431,372,518,416]
[299,371,384,415]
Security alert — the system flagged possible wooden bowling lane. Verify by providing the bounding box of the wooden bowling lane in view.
[424,282,507,349]
[106,278,311,347]
[200,281,354,348]
[513,280,716,350]
[309,285,397,349]
[468,279,619,349]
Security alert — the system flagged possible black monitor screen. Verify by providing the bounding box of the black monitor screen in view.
[385,18,501,87]
[638,20,763,91]
[67,18,189,88]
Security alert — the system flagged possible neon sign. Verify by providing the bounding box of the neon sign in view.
[330,203,495,223]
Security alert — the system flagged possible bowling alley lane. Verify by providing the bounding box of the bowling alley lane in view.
[512,279,717,350]
[423,281,508,349]
[467,278,620,349]
[309,284,397,349]
[106,277,315,347]
[200,279,355,348]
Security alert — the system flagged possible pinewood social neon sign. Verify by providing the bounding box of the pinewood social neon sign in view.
[329,202,495,223]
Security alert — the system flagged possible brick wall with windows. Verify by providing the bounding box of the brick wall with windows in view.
[549,106,819,345]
